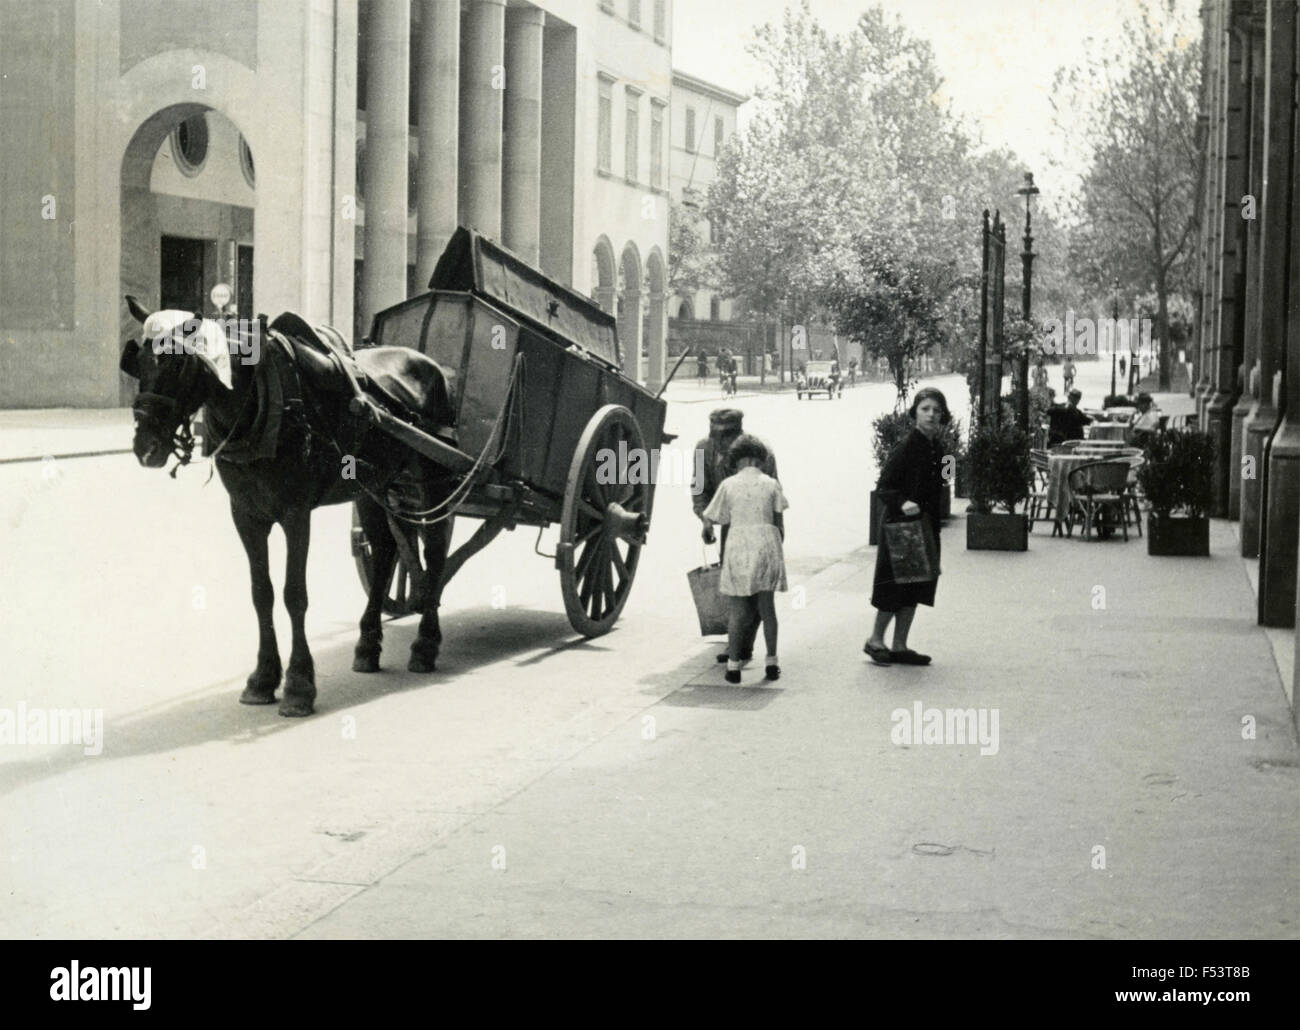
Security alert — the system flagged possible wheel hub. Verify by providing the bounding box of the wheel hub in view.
[604,501,646,543]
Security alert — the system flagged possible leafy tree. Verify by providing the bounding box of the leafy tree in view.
[667,199,710,301]
[830,233,957,406]
[1051,0,1200,389]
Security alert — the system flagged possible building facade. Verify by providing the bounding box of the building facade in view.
[1192,0,1300,731]
[668,69,745,325]
[0,0,673,407]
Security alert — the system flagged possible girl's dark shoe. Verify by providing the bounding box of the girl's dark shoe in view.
[724,669,742,684]
[863,641,893,665]
[764,664,780,681]
[890,649,932,665]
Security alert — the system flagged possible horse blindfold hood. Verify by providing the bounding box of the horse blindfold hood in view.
[142,310,233,390]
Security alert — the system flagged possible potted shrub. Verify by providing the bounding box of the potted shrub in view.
[966,421,1031,551]
[1137,429,1213,556]
[869,410,913,544]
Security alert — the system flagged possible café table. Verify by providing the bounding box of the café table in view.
[1046,449,1140,536]
[1087,422,1128,441]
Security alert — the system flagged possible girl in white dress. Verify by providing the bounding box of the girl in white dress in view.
[702,435,789,683]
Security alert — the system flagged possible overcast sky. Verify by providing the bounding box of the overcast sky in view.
[672,0,1201,208]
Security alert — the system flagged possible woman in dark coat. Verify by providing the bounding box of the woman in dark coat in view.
[865,386,950,666]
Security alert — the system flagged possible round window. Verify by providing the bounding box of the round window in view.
[170,114,209,176]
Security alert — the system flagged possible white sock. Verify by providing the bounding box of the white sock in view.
[726,660,741,672]
[765,655,778,667]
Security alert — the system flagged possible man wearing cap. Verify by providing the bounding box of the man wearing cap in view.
[1048,388,1093,447]
[693,409,779,664]
[1129,392,1162,445]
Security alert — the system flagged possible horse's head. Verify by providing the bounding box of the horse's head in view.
[120,295,233,469]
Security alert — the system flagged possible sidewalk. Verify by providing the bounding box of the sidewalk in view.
[0,408,133,464]
[286,511,1299,939]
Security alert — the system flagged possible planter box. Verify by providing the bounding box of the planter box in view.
[1147,514,1210,556]
[966,511,1028,551]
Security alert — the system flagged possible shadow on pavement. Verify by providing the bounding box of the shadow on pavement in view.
[0,605,610,801]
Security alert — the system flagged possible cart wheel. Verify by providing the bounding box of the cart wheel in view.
[558,405,649,637]
[351,503,415,617]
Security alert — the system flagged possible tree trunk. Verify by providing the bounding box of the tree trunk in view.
[1157,275,1171,391]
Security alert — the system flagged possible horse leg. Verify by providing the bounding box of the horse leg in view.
[233,509,281,705]
[409,514,452,673]
[279,507,316,717]
[353,496,396,673]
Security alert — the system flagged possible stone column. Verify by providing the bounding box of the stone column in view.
[1208,6,1250,518]
[458,0,505,238]
[360,0,411,334]
[594,284,615,314]
[1236,8,1267,545]
[646,284,666,392]
[416,0,459,286]
[502,4,544,262]
[1260,0,1299,625]
[618,285,643,383]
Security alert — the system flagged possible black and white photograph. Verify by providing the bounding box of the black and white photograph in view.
[0,0,1295,970]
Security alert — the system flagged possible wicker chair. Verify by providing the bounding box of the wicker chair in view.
[1067,460,1136,541]
[1027,449,1056,531]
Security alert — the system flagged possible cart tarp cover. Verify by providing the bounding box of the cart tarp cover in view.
[430,227,621,369]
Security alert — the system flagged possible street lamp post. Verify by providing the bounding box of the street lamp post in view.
[1110,278,1120,400]
[1128,299,1140,395]
[1016,172,1040,433]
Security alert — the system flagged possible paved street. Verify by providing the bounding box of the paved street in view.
[1,370,1297,938]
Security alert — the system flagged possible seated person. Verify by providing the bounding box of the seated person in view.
[1129,392,1162,445]
[1047,388,1093,447]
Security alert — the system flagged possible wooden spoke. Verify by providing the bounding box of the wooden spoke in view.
[610,540,629,584]
[351,503,416,618]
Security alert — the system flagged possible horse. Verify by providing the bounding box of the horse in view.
[119,295,457,717]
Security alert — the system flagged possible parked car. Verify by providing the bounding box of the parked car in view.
[795,360,842,400]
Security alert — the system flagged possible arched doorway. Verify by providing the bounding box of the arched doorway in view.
[120,104,255,402]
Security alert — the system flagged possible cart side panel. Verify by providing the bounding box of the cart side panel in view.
[541,354,603,496]
[456,301,521,461]
[371,294,430,351]
[598,374,667,461]
[418,293,474,424]
[510,329,565,491]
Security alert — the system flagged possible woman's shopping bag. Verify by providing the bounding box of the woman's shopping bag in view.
[881,515,939,584]
[687,546,728,635]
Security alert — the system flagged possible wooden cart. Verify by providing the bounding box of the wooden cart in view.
[349,227,669,636]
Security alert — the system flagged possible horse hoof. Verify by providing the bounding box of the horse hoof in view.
[407,653,437,674]
[278,697,315,718]
[352,653,381,673]
[240,685,278,705]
